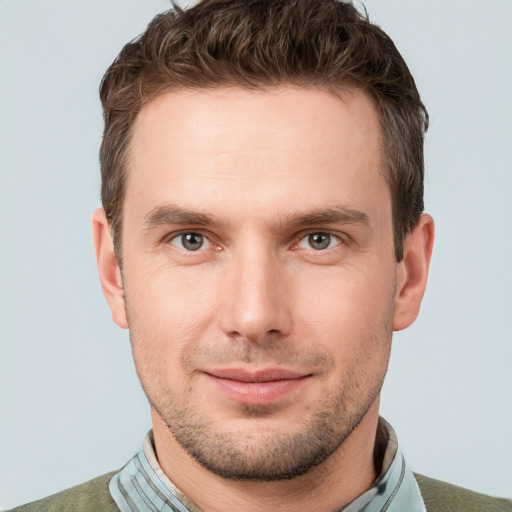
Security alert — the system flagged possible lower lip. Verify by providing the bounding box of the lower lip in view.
[206,374,310,405]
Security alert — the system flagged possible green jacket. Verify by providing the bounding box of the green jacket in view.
[7,472,512,511]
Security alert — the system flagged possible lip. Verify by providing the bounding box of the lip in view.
[204,368,311,405]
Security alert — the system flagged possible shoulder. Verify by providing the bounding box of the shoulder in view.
[5,472,119,512]
[415,473,512,512]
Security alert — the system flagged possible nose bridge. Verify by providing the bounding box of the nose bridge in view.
[220,240,291,342]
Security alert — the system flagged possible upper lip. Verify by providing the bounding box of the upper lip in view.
[205,368,309,383]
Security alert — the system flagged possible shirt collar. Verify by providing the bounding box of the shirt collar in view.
[109,418,425,512]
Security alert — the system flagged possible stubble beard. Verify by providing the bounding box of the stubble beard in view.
[150,375,384,482]
[134,333,390,482]
[127,303,394,482]
[126,282,395,482]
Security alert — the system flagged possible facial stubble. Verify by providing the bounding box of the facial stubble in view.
[129,326,392,482]
[155,374,383,481]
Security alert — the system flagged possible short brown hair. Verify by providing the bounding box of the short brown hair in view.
[100,0,428,262]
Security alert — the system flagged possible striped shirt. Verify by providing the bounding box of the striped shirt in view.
[109,419,426,512]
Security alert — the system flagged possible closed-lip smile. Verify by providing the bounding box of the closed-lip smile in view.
[204,367,312,405]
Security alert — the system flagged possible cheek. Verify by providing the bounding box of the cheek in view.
[126,260,220,326]
[296,261,396,324]
[293,263,396,363]
[123,263,223,375]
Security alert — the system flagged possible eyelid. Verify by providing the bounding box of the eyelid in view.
[292,230,346,251]
[164,230,218,252]
[162,228,347,252]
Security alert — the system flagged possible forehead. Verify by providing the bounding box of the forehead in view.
[125,86,387,220]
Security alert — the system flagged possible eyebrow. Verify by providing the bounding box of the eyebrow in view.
[143,204,370,231]
[282,206,370,229]
[143,205,221,229]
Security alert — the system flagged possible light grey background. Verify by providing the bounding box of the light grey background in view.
[1,0,511,508]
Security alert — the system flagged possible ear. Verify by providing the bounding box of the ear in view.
[393,214,435,331]
[91,208,128,329]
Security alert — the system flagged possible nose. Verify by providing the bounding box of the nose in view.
[219,245,292,343]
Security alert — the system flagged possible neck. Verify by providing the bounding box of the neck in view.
[151,403,380,512]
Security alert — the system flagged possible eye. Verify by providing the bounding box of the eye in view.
[169,232,211,251]
[296,232,341,251]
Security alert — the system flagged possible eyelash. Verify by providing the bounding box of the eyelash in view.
[164,230,346,253]
[166,231,216,253]
[292,231,344,252]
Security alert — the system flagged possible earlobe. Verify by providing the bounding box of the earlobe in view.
[393,214,435,331]
[91,208,129,329]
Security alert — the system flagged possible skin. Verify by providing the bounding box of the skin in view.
[93,87,434,512]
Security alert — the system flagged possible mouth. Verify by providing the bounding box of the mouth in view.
[203,368,312,405]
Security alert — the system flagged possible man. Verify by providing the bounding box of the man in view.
[8,1,511,511]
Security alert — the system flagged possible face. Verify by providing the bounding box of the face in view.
[110,87,401,480]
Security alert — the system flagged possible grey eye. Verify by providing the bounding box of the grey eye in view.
[182,233,203,251]
[308,233,332,250]
[171,232,207,251]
